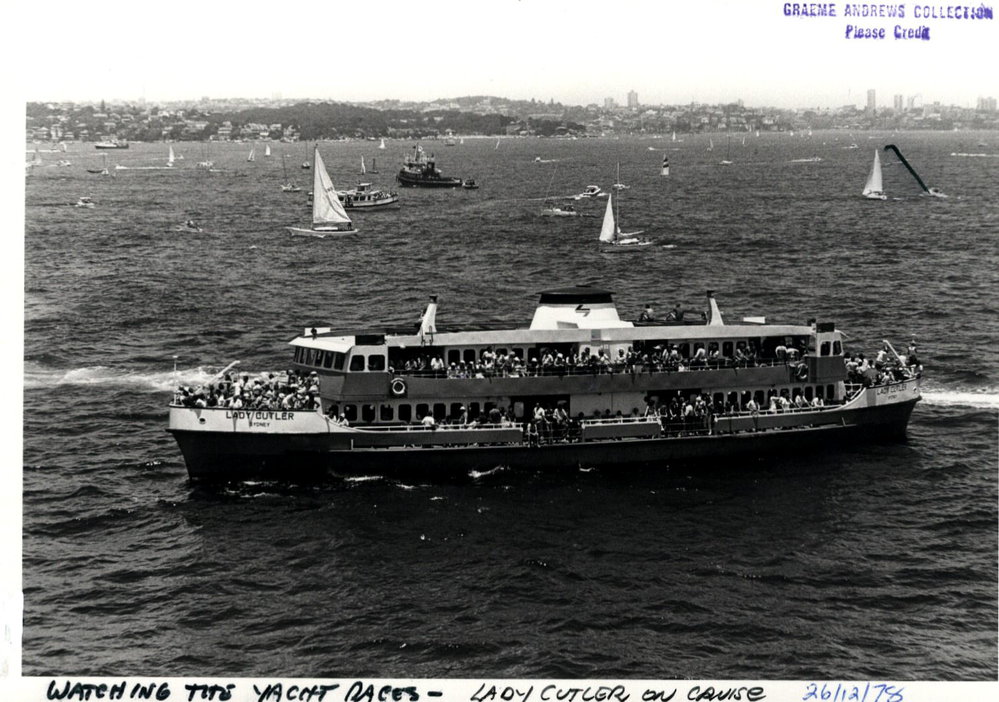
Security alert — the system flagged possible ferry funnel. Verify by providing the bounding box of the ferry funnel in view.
[706,290,725,326]
[419,295,438,339]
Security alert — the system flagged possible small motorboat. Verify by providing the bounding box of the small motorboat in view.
[462,179,479,190]
[74,196,95,208]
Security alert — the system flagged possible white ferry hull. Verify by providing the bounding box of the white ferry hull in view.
[168,380,920,482]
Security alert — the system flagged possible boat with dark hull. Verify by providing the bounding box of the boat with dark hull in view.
[396,144,463,187]
[168,288,922,482]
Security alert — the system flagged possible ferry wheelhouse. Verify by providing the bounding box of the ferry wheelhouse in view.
[168,287,921,481]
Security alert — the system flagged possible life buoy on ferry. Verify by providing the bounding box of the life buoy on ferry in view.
[795,363,808,381]
[390,377,407,397]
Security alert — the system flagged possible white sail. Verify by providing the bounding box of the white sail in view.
[863,150,884,197]
[708,138,714,151]
[598,195,616,243]
[379,138,386,150]
[265,144,271,157]
[168,146,175,167]
[361,155,366,174]
[247,147,255,162]
[672,131,676,142]
[312,149,352,227]
[661,154,670,177]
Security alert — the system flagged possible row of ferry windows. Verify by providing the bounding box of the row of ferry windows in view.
[327,385,838,424]
[297,340,843,373]
[294,347,386,371]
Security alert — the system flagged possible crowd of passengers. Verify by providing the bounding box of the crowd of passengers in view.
[846,341,922,387]
[405,388,833,446]
[395,340,808,379]
[175,370,323,410]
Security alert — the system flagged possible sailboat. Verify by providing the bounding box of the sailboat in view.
[286,147,357,237]
[247,146,256,162]
[369,157,379,174]
[87,153,110,175]
[196,143,213,170]
[720,137,733,165]
[495,140,500,150]
[707,138,714,152]
[379,138,386,150]
[611,162,630,190]
[862,149,887,200]
[599,192,650,252]
[264,144,271,157]
[660,154,670,177]
[672,131,676,142]
[280,154,301,192]
[360,155,366,175]
[540,165,577,217]
[167,146,175,167]
[301,143,311,169]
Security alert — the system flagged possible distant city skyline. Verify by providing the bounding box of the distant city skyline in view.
[11,0,998,109]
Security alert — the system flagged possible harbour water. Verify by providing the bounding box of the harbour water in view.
[21,133,998,678]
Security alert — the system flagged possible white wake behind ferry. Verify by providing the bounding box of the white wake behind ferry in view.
[168,288,921,481]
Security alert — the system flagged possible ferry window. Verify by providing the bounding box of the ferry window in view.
[754,390,765,406]
[380,404,394,421]
[816,385,825,399]
[678,343,690,358]
[827,384,835,399]
[447,350,460,366]
[512,348,523,361]
[484,402,496,414]
[832,340,842,355]
[323,351,334,369]
[399,404,412,423]
[328,404,339,418]
[294,347,302,363]
[722,342,733,357]
[344,404,358,422]
[805,386,814,401]
[469,402,480,419]
[332,352,345,370]
[708,342,719,354]
[792,387,802,399]
[433,403,446,421]
[349,355,365,372]
[464,349,477,363]
[495,348,507,357]
[741,392,752,408]
[820,341,830,356]
[368,355,386,371]
[362,404,375,423]
[713,392,723,407]
[450,402,463,419]
[304,348,314,365]
[416,403,429,419]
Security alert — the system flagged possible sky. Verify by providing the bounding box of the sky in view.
[8,0,998,109]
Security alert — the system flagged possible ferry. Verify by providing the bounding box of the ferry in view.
[396,144,463,188]
[338,182,400,209]
[168,287,922,482]
[94,139,129,149]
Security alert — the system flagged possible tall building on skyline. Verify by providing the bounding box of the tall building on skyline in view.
[604,97,617,109]
[866,89,876,114]
[893,94,904,112]
[627,90,639,108]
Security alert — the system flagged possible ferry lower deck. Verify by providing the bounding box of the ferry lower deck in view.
[168,379,920,481]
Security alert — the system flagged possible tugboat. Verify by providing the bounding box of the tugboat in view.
[168,287,922,482]
[396,144,463,188]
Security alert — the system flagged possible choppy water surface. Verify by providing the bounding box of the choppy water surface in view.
[22,133,998,678]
